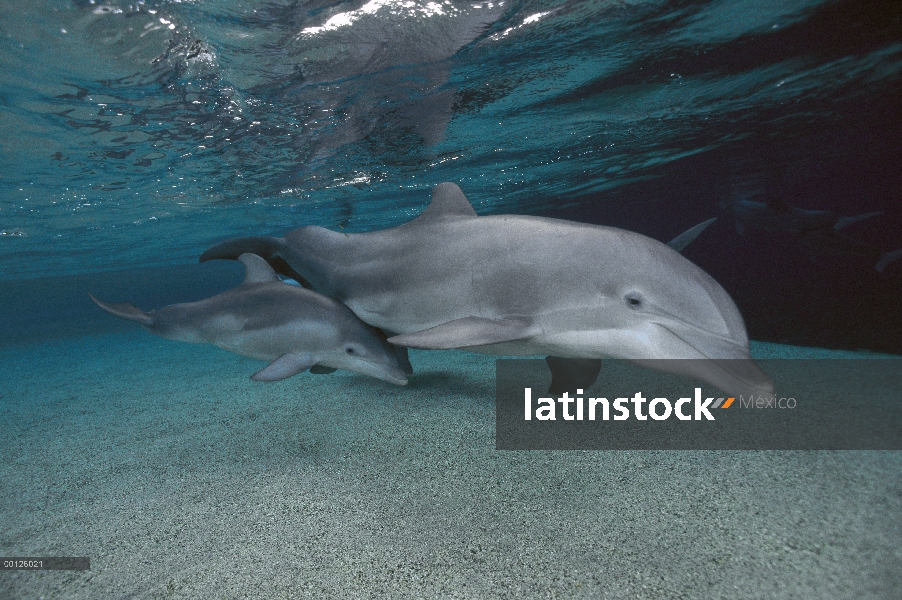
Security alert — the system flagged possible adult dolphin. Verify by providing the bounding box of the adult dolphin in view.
[90,253,410,386]
[201,184,773,398]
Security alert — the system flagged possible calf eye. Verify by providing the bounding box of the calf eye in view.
[625,293,643,309]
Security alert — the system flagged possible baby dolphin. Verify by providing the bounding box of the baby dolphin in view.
[201,184,773,399]
[89,254,409,385]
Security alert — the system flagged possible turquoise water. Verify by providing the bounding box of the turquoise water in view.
[2,0,901,597]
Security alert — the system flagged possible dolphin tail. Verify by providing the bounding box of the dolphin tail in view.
[89,293,153,326]
[876,248,902,273]
[200,236,312,288]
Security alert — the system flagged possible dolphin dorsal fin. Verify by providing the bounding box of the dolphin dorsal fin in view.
[667,217,717,252]
[238,253,281,284]
[412,183,478,224]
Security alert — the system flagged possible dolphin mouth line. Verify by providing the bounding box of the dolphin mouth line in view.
[652,309,744,350]
[368,362,409,386]
[383,373,409,386]
[657,322,750,360]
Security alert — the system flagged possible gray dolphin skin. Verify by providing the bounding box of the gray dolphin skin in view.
[201,184,773,398]
[90,254,409,386]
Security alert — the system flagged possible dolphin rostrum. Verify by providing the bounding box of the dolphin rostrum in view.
[201,184,773,398]
[90,253,410,385]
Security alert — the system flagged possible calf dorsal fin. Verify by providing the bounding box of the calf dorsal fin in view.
[239,253,281,284]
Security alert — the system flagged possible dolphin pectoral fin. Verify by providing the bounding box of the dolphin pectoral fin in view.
[89,294,153,326]
[667,218,717,252]
[251,353,318,381]
[393,344,414,374]
[380,329,414,374]
[388,316,533,350]
[734,220,746,236]
[309,365,338,375]
[545,357,602,396]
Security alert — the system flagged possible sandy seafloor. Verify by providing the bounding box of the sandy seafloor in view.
[1,332,900,599]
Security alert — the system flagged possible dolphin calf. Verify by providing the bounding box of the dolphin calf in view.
[201,184,773,398]
[90,253,410,385]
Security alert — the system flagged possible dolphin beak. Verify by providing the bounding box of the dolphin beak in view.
[632,324,774,399]
[376,365,409,386]
[630,354,773,400]
[353,360,409,386]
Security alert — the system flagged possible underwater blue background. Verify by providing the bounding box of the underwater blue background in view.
[1,0,900,351]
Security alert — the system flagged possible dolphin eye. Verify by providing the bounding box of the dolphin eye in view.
[345,344,367,356]
[625,292,644,309]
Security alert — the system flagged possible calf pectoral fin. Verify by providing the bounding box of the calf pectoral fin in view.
[388,316,534,350]
[251,353,318,381]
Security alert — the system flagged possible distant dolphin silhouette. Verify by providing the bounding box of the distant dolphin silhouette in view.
[90,254,410,385]
[721,196,901,271]
[798,228,902,273]
[720,196,881,234]
[201,184,772,398]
